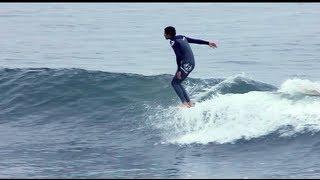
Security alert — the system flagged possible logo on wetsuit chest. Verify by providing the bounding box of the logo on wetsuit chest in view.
[182,63,193,72]
[170,40,175,46]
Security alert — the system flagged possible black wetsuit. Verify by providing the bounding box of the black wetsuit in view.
[169,35,209,103]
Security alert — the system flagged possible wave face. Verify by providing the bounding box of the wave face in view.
[2,68,320,146]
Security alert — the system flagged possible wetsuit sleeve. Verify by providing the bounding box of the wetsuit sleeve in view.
[175,56,181,71]
[171,41,183,71]
[185,36,209,45]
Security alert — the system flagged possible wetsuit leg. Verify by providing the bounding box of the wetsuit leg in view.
[171,76,187,103]
[171,65,194,103]
[180,83,190,102]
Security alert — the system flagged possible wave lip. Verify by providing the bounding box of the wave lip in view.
[0,68,277,111]
[194,74,277,101]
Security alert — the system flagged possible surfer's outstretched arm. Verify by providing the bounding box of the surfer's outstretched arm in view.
[185,36,217,48]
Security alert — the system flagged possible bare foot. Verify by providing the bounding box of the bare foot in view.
[177,102,191,108]
[179,102,190,108]
[187,101,195,107]
[185,102,192,108]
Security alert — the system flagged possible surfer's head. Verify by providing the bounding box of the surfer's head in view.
[164,26,176,39]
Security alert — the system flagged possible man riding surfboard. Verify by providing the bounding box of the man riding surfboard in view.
[164,26,217,108]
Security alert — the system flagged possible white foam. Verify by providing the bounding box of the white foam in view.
[153,88,320,145]
[278,78,320,96]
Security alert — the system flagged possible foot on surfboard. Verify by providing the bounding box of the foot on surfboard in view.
[188,101,195,107]
[177,101,195,108]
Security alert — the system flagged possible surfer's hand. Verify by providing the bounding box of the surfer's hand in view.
[209,41,217,48]
[176,71,181,79]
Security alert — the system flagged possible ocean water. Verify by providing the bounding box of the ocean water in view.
[1,3,320,178]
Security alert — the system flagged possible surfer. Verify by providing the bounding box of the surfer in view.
[164,26,217,108]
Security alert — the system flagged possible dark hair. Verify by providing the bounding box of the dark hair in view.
[164,26,176,37]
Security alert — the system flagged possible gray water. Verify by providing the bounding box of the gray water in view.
[1,3,320,178]
[1,3,320,86]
